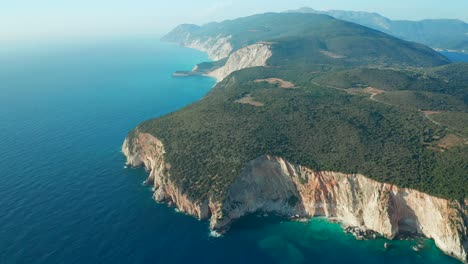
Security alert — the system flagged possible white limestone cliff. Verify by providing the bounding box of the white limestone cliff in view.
[123,133,468,262]
[175,34,272,82]
[182,35,233,61]
[207,43,272,82]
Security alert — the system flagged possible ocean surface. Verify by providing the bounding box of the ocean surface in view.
[0,38,462,264]
[440,51,468,62]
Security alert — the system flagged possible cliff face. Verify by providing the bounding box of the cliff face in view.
[181,35,233,61]
[207,44,272,81]
[167,32,272,82]
[215,156,467,262]
[122,133,210,219]
[123,133,467,262]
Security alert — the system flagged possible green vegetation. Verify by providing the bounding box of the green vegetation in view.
[431,112,468,137]
[164,13,450,68]
[130,13,467,202]
[374,91,467,112]
[291,8,468,53]
[314,64,468,102]
[315,66,468,93]
[314,68,436,91]
[135,66,467,201]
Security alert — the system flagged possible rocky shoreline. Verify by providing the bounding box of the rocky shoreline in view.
[123,32,468,263]
[172,40,272,83]
[344,225,382,240]
[122,132,467,262]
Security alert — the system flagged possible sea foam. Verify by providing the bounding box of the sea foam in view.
[209,230,222,238]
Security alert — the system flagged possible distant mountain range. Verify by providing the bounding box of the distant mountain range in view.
[163,13,449,68]
[287,7,468,53]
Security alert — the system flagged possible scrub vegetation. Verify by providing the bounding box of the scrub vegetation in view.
[132,13,467,201]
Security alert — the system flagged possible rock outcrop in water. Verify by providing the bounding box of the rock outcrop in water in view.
[122,133,468,262]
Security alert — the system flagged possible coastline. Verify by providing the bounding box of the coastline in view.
[128,38,468,263]
[123,129,467,263]
[120,36,468,263]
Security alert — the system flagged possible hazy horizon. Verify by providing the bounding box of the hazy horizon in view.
[2,0,468,43]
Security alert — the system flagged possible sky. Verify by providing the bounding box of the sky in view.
[1,0,467,42]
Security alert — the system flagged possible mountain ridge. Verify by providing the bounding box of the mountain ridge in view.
[163,12,450,70]
[287,7,468,53]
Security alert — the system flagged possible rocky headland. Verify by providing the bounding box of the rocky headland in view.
[122,133,467,262]
[126,13,468,262]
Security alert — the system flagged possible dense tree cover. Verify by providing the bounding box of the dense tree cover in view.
[131,13,467,202]
[164,13,449,67]
[431,112,468,137]
[314,65,468,105]
[314,65,468,94]
[374,91,467,112]
[314,68,438,91]
[134,66,467,201]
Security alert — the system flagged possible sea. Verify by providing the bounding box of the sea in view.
[0,37,463,264]
[440,51,468,62]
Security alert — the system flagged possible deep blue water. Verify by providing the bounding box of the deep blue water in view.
[440,51,468,62]
[0,38,461,264]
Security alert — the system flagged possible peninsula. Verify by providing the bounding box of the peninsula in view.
[123,13,468,262]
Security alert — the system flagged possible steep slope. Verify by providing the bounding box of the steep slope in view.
[289,7,468,53]
[126,12,467,262]
[124,69,467,260]
[208,43,272,81]
[123,133,468,262]
[163,13,450,69]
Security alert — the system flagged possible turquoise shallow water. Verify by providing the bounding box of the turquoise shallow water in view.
[0,38,462,264]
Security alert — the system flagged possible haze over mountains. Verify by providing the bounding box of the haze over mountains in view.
[163,13,450,68]
[287,7,468,53]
